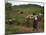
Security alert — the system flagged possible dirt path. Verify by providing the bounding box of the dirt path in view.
[20,26,44,32]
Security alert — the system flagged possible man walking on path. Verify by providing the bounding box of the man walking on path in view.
[33,13,40,32]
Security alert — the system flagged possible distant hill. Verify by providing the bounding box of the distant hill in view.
[13,4,44,8]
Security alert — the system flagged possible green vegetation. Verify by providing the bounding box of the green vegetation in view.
[5,3,44,34]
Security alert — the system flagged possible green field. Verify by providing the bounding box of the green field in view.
[5,3,44,34]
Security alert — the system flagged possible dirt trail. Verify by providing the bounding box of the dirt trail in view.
[20,26,44,32]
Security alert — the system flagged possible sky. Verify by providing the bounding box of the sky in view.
[5,0,44,6]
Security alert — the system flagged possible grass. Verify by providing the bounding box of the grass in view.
[5,4,44,34]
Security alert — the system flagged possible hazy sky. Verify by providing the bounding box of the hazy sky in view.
[5,0,44,2]
[5,0,44,6]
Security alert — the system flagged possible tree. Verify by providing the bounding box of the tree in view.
[5,3,12,10]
